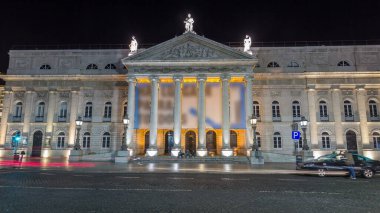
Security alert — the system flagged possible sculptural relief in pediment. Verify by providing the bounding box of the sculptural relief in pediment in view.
[159,42,219,60]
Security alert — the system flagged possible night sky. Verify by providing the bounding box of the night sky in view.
[1,0,380,72]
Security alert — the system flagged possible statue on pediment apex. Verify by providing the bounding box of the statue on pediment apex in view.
[184,14,196,34]
[244,35,253,55]
[129,36,138,56]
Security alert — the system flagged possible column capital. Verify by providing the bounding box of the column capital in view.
[220,74,231,81]
[149,75,159,82]
[356,85,366,91]
[127,76,136,82]
[330,85,340,90]
[173,75,183,81]
[197,74,207,81]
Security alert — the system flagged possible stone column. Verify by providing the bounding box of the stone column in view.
[244,74,253,154]
[126,77,136,152]
[68,91,79,147]
[332,88,344,149]
[22,91,34,139]
[356,87,368,154]
[0,90,13,147]
[196,75,207,156]
[147,76,159,156]
[45,90,57,148]
[307,88,318,147]
[172,75,182,156]
[221,74,233,157]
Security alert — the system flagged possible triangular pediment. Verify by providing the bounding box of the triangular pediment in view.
[123,33,255,62]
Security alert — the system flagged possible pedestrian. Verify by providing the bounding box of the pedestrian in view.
[344,152,356,180]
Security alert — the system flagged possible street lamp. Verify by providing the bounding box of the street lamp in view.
[121,117,129,151]
[250,115,258,151]
[300,116,309,150]
[74,116,83,150]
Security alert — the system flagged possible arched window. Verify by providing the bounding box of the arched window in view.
[272,101,280,120]
[319,100,328,120]
[86,64,98,70]
[273,132,282,149]
[373,132,380,149]
[256,132,261,148]
[123,101,128,118]
[40,64,51,69]
[337,60,350,67]
[253,101,260,118]
[292,101,301,119]
[267,61,280,68]
[84,102,93,118]
[102,132,111,148]
[57,132,65,148]
[14,102,23,117]
[105,64,116,69]
[287,61,299,68]
[369,100,378,118]
[230,130,238,149]
[83,132,91,148]
[59,102,67,119]
[321,132,331,149]
[343,100,353,120]
[104,102,112,119]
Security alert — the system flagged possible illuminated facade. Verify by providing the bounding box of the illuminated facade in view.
[1,32,380,161]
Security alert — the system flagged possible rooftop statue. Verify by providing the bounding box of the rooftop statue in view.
[184,14,196,34]
[244,35,253,55]
[128,36,138,56]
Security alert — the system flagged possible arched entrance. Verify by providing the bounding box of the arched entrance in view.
[185,131,196,154]
[31,131,43,157]
[206,130,217,154]
[230,130,238,149]
[164,130,174,155]
[346,130,358,153]
[144,131,150,154]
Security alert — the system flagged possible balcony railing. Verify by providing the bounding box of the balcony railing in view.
[35,116,44,122]
[319,115,329,122]
[344,115,354,122]
[369,115,380,122]
[12,116,22,122]
[272,116,281,122]
[58,116,67,122]
[103,117,111,122]
[293,116,302,121]
[83,116,92,122]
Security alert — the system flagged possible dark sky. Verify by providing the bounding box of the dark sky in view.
[1,0,380,72]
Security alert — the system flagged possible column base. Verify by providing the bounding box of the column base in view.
[301,150,314,162]
[196,148,207,157]
[114,150,130,163]
[69,150,83,161]
[221,148,233,157]
[250,150,264,164]
[171,147,181,157]
[146,148,158,157]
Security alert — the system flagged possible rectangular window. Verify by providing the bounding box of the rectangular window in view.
[274,137,282,149]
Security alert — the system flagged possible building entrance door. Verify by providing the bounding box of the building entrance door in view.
[165,130,174,155]
[185,131,196,154]
[144,131,150,154]
[206,131,217,155]
[31,131,43,157]
[346,130,358,153]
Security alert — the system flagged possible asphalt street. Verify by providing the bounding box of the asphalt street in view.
[0,169,379,213]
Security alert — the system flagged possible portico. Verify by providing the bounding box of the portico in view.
[122,32,257,157]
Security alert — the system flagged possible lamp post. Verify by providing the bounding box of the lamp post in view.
[121,117,129,151]
[73,116,83,150]
[250,116,258,151]
[300,116,309,151]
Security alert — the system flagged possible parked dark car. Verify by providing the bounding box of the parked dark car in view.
[297,153,380,178]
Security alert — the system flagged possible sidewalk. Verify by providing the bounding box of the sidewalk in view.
[0,157,303,175]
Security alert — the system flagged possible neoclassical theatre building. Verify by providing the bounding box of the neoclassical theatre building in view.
[1,31,380,161]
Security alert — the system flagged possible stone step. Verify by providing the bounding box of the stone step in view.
[133,156,250,163]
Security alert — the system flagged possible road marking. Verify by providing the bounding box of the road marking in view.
[116,176,141,179]
[221,178,249,181]
[0,185,191,192]
[278,178,306,182]
[336,180,369,183]
[40,173,56,175]
[259,190,343,195]
[167,177,194,180]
